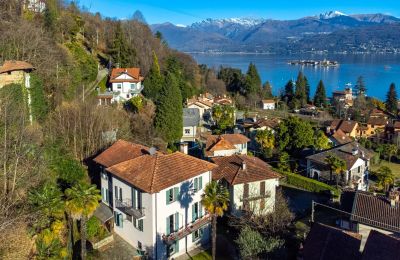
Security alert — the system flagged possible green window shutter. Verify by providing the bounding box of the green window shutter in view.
[192,232,195,242]
[101,188,104,201]
[138,219,143,231]
[175,240,179,253]
[119,214,123,228]
[174,187,179,202]
[132,188,136,208]
[199,204,203,218]
[133,219,137,228]
[166,189,171,204]
[105,189,109,203]
[175,212,179,231]
[114,212,118,226]
[166,216,170,235]
[194,178,198,192]
[199,176,203,189]
[192,204,196,222]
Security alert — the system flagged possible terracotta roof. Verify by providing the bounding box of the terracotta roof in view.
[109,68,143,83]
[211,155,280,185]
[205,134,250,157]
[0,60,34,74]
[106,152,217,193]
[188,99,213,109]
[302,223,362,260]
[350,191,400,233]
[330,119,358,134]
[306,142,373,171]
[367,117,388,126]
[94,140,162,168]
[262,99,275,103]
[362,230,400,260]
[253,118,280,129]
[331,129,353,145]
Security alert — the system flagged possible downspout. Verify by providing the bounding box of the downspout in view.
[155,193,158,260]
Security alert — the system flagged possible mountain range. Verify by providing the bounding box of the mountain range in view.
[150,11,400,53]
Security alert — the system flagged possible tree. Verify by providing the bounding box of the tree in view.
[314,130,330,151]
[65,183,101,260]
[384,144,398,163]
[276,116,314,152]
[262,81,273,98]
[201,181,229,260]
[295,71,307,106]
[44,0,58,32]
[376,166,394,192]
[142,52,163,102]
[255,129,275,158]
[244,63,261,95]
[385,83,398,114]
[278,152,291,172]
[154,72,183,143]
[236,226,284,259]
[304,76,311,103]
[212,105,234,133]
[110,22,137,68]
[325,153,347,188]
[282,80,294,104]
[314,80,327,108]
[355,76,367,96]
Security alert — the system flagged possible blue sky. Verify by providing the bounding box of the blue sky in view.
[77,0,400,25]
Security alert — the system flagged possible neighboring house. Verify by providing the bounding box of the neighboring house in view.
[262,99,275,110]
[94,140,217,259]
[328,119,359,139]
[96,92,113,106]
[301,222,362,260]
[0,60,35,88]
[204,134,250,158]
[339,189,400,249]
[306,142,373,191]
[24,0,46,13]
[361,229,400,260]
[214,95,233,106]
[328,129,353,146]
[366,116,388,141]
[386,121,400,146]
[187,98,212,121]
[332,88,353,108]
[211,155,280,216]
[109,68,144,103]
[182,108,200,142]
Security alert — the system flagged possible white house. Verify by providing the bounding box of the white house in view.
[306,142,373,191]
[182,108,200,142]
[109,68,144,103]
[262,99,276,110]
[204,134,250,158]
[24,0,46,13]
[94,140,217,259]
[211,155,281,216]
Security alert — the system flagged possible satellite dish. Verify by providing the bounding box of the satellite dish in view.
[149,147,157,156]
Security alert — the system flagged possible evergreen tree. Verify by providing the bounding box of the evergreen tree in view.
[355,76,367,96]
[295,71,307,106]
[165,56,196,102]
[262,81,273,98]
[304,76,311,103]
[143,52,163,102]
[244,63,261,95]
[283,80,294,104]
[44,0,58,32]
[385,83,398,114]
[154,72,183,143]
[314,80,327,108]
[110,22,136,68]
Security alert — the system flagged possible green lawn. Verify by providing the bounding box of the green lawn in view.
[371,160,400,179]
[191,251,212,260]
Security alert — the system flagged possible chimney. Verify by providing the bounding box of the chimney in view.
[352,148,359,156]
[180,142,189,155]
[241,161,247,171]
[149,147,157,156]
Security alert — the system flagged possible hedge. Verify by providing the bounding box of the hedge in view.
[276,169,340,198]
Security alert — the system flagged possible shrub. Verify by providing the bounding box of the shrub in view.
[86,216,108,242]
[277,170,340,198]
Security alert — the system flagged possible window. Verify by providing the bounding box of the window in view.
[130,84,135,89]
[101,188,109,203]
[117,84,122,89]
[358,166,361,173]
[114,212,123,227]
[138,241,142,250]
[185,129,190,134]
[166,213,179,235]
[192,202,201,222]
[192,228,204,242]
[193,176,203,192]
[126,94,130,99]
[168,241,179,256]
[166,187,179,204]
[134,219,144,231]
[115,186,122,201]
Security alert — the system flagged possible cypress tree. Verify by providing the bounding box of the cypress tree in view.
[244,63,261,95]
[110,22,136,68]
[283,80,294,103]
[262,81,273,98]
[154,72,183,143]
[355,76,367,96]
[295,71,307,106]
[385,83,398,114]
[143,52,163,102]
[314,80,327,108]
[304,76,311,103]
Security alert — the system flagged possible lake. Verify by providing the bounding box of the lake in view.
[191,53,400,100]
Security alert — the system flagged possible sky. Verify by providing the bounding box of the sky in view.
[77,0,400,25]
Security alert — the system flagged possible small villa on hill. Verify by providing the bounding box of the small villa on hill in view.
[0,60,35,88]
[109,68,144,103]
[262,99,275,110]
[211,155,280,216]
[204,134,250,158]
[94,140,216,259]
[306,142,373,191]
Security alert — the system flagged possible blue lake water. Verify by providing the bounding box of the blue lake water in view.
[191,53,400,100]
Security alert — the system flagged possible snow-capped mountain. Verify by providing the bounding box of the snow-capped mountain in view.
[317,11,347,20]
[191,18,265,29]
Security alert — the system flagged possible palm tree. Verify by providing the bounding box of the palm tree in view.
[201,181,229,260]
[325,153,347,188]
[386,144,398,164]
[65,183,101,260]
[377,166,395,192]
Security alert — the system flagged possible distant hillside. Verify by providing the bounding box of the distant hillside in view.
[150,11,400,53]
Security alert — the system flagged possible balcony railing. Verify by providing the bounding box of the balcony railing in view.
[115,199,145,219]
[162,214,211,245]
[240,191,271,202]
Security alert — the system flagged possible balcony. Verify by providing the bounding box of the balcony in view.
[162,214,211,245]
[115,199,145,219]
[240,191,271,202]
